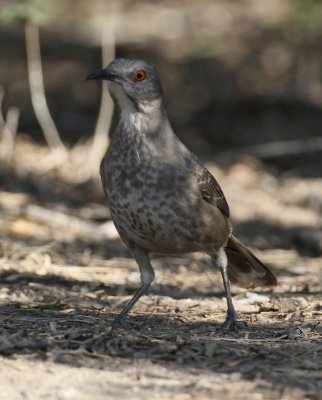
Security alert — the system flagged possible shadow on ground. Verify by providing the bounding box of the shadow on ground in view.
[0,297,321,397]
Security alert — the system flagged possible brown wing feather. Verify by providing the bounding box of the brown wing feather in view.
[198,168,230,217]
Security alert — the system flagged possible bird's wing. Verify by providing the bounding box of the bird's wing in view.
[197,167,230,217]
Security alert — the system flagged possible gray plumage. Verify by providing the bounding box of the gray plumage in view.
[87,58,277,330]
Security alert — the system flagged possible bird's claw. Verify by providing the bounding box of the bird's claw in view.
[222,317,247,332]
[112,314,128,330]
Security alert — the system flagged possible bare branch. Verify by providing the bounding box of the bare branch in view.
[87,2,116,178]
[216,137,322,161]
[25,23,66,152]
[0,106,20,161]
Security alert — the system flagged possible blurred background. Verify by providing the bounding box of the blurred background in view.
[2,0,322,167]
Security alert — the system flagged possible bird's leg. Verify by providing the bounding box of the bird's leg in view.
[213,249,246,331]
[112,246,155,329]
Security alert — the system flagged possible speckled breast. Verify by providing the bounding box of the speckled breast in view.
[103,161,224,255]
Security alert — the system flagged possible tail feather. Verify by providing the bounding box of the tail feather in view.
[225,235,277,288]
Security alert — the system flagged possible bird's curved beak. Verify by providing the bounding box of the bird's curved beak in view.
[86,68,117,81]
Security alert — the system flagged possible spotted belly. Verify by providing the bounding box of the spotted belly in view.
[107,187,227,254]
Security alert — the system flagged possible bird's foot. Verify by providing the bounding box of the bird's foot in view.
[111,314,131,330]
[221,317,247,332]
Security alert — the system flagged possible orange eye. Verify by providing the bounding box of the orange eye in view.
[134,69,146,81]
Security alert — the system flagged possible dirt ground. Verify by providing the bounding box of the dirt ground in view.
[0,139,322,400]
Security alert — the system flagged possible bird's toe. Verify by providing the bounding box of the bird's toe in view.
[221,317,247,332]
[112,314,131,330]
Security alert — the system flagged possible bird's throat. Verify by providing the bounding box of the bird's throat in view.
[120,99,164,135]
[107,82,165,135]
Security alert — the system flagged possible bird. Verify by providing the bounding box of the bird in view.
[87,58,277,330]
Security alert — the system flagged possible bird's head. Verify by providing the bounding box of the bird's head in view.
[87,58,164,117]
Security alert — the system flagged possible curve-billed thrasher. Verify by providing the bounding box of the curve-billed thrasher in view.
[87,58,277,330]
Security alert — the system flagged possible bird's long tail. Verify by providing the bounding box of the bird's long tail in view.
[225,235,277,288]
